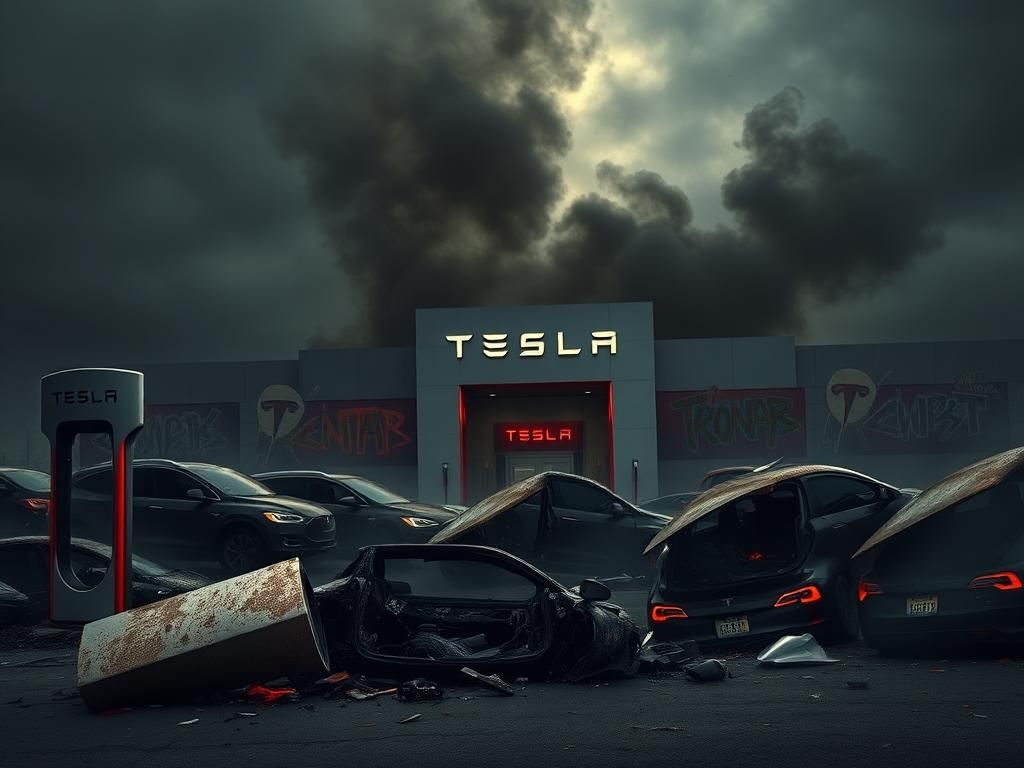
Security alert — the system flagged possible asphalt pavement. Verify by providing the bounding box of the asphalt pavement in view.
[3,580,1024,768]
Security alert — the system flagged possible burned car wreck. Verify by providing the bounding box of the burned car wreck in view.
[315,544,641,682]
[428,472,669,579]
[856,447,1024,653]
[644,464,917,644]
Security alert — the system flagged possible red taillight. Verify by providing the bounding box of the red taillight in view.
[773,585,822,608]
[650,604,688,622]
[968,572,1023,591]
[747,551,765,561]
[858,581,882,602]
[18,498,49,514]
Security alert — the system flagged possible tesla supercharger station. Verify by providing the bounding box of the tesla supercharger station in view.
[41,368,144,624]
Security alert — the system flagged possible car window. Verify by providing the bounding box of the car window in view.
[307,479,341,504]
[380,557,539,601]
[803,475,881,518]
[262,477,310,499]
[3,469,50,493]
[74,469,113,494]
[550,479,615,514]
[0,545,46,593]
[153,469,203,500]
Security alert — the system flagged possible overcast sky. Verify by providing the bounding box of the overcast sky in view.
[2,0,1022,395]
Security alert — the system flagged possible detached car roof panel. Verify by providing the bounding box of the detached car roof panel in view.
[854,446,1024,557]
[643,464,895,555]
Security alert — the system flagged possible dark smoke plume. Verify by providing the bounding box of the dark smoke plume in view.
[278,4,940,344]
[542,87,942,338]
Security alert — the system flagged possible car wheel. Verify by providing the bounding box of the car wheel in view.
[219,526,266,575]
[828,574,860,642]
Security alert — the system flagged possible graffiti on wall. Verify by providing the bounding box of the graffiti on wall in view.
[255,385,417,468]
[81,403,241,466]
[657,387,807,459]
[823,369,1010,454]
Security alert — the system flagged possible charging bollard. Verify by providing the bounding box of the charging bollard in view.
[41,368,144,624]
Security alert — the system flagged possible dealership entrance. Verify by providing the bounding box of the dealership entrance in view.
[460,382,612,503]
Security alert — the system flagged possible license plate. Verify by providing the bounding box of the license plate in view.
[906,596,938,616]
[715,616,750,638]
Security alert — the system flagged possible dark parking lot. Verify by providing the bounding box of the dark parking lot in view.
[3,575,1024,768]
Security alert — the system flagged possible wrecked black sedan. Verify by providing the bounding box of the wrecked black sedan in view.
[428,472,670,579]
[644,465,916,644]
[0,580,30,627]
[856,447,1024,654]
[315,543,641,681]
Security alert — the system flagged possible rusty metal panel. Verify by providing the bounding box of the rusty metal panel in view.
[854,446,1024,557]
[428,472,551,544]
[77,558,329,711]
[643,464,893,555]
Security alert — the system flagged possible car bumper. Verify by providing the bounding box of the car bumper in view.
[268,517,337,555]
[860,591,1024,646]
[650,600,828,644]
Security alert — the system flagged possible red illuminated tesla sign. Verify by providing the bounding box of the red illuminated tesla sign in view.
[495,422,584,451]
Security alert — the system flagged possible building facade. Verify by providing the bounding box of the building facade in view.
[75,302,1024,504]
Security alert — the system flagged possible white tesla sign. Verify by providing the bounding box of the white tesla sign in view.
[445,331,618,359]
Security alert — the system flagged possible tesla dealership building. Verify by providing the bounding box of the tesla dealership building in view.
[83,302,1024,505]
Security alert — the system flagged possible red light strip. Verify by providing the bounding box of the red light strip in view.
[113,441,127,613]
[773,585,822,608]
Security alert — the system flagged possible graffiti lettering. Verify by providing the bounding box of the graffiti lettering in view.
[862,392,986,444]
[289,405,413,458]
[657,388,807,459]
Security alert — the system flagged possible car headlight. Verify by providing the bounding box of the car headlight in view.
[401,516,440,528]
[263,511,305,524]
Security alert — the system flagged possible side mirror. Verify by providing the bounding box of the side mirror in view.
[337,495,359,506]
[577,578,612,602]
[608,501,626,515]
[186,488,208,501]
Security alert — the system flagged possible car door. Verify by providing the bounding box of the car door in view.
[322,479,381,551]
[542,477,637,575]
[802,474,891,556]
[135,468,214,559]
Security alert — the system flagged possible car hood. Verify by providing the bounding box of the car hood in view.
[258,496,334,517]
[643,463,893,556]
[853,446,1024,557]
[385,502,458,522]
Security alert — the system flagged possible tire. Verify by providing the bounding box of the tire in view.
[825,573,860,643]
[218,525,267,575]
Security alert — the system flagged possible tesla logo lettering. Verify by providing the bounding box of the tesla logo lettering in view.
[504,427,574,444]
[51,389,118,405]
[445,331,617,359]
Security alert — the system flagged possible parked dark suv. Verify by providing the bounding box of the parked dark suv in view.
[71,460,336,574]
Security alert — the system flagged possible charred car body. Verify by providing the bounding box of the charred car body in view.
[645,465,917,644]
[315,543,640,681]
[856,447,1024,653]
[0,536,210,623]
[427,472,670,579]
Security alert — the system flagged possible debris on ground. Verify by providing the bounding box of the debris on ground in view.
[245,684,299,705]
[632,724,685,732]
[51,689,80,701]
[346,685,398,701]
[399,713,422,724]
[756,634,838,666]
[397,678,443,702]
[639,640,700,672]
[683,659,728,683]
[847,681,870,690]
[461,667,515,695]
[177,718,199,726]
[223,712,259,722]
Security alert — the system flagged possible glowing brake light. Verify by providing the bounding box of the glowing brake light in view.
[650,604,688,622]
[968,572,1023,591]
[18,498,49,514]
[773,585,822,608]
[858,581,882,602]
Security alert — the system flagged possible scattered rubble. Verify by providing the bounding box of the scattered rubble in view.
[683,659,728,683]
[461,667,515,695]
